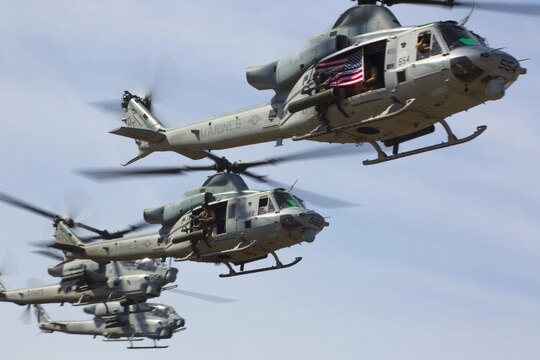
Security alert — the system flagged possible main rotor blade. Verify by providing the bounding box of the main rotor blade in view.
[78,144,372,181]
[385,0,540,16]
[0,192,60,221]
[31,249,64,261]
[0,191,149,241]
[265,178,359,208]
[169,288,238,303]
[454,1,540,16]
[74,217,152,239]
[77,166,190,180]
[239,144,371,170]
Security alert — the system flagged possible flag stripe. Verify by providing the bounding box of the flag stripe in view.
[316,49,364,87]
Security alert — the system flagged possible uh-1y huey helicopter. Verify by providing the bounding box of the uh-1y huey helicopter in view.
[34,301,185,349]
[0,193,239,304]
[100,0,536,167]
[0,149,344,278]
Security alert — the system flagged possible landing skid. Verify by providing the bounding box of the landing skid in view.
[219,252,302,278]
[363,123,487,165]
[127,338,169,350]
[104,337,169,350]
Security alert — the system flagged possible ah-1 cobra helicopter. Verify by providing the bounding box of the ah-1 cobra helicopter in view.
[0,150,339,277]
[34,301,185,349]
[101,0,535,166]
[0,193,179,305]
[0,258,177,306]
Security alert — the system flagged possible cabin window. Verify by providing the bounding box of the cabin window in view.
[228,203,237,219]
[416,31,443,61]
[258,196,275,215]
[397,70,407,83]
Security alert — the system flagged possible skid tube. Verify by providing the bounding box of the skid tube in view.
[219,252,302,278]
[363,122,487,165]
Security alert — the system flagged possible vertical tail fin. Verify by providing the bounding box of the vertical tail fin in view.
[109,91,167,165]
[109,91,206,163]
[0,278,6,298]
[52,222,86,255]
[120,91,166,133]
[34,304,51,324]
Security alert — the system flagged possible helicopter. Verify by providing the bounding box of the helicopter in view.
[34,301,185,349]
[99,0,536,167]
[0,258,177,306]
[0,151,334,278]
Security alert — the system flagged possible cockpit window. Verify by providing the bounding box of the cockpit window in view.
[438,23,483,50]
[135,259,158,271]
[273,191,304,209]
[293,196,306,209]
[150,305,170,318]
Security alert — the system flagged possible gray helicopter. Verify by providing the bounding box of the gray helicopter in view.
[0,150,340,277]
[99,0,536,166]
[0,258,177,306]
[34,301,185,349]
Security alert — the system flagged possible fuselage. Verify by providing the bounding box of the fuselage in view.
[59,184,327,265]
[0,260,177,305]
[39,303,184,340]
[138,17,524,157]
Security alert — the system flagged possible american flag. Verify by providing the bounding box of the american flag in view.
[316,49,364,87]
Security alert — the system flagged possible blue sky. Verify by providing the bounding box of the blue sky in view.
[1,1,539,358]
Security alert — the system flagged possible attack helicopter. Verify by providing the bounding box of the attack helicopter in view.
[0,149,346,277]
[100,0,536,166]
[34,301,185,349]
[0,258,177,306]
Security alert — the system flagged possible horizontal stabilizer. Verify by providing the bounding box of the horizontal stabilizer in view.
[84,269,108,284]
[49,243,85,254]
[110,127,166,143]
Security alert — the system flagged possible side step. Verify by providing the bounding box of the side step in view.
[292,99,416,141]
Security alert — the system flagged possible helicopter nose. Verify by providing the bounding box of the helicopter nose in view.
[174,317,186,328]
[480,50,524,99]
[164,267,178,283]
[282,209,328,238]
[450,48,525,101]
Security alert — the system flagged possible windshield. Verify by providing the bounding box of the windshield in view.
[150,305,170,318]
[135,258,159,271]
[438,23,483,50]
[273,191,304,210]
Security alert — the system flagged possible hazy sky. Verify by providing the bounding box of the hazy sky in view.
[1,1,539,359]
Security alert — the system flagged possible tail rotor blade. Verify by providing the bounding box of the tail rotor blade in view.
[19,305,32,325]
[31,249,64,262]
[63,188,91,221]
